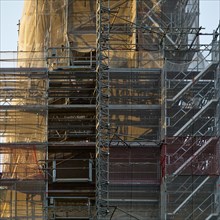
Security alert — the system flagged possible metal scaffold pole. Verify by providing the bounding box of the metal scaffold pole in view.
[96,0,110,219]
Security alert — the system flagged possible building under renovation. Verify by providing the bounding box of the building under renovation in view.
[0,0,220,219]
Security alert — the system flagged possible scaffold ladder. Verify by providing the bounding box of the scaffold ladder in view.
[96,0,110,219]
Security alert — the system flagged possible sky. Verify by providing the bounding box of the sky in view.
[0,0,24,51]
[200,0,220,44]
[0,0,219,51]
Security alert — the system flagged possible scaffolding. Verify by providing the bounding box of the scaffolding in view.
[0,63,47,219]
[0,0,219,220]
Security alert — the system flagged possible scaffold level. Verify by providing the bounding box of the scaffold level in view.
[0,0,220,220]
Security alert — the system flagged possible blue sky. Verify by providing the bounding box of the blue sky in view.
[200,0,220,44]
[0,0,24,51]
[0,0,219,51]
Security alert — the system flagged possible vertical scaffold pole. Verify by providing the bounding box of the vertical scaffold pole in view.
[96,0,110,219]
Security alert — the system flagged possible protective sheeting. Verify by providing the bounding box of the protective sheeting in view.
[0,55,47,218]
[0,66,47,143]
[19,0,49,51]
[0,147,45,180]
[18,0,163,67]
[18,0,66,67]
[18,1,48,67]
[0,180,44,219]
